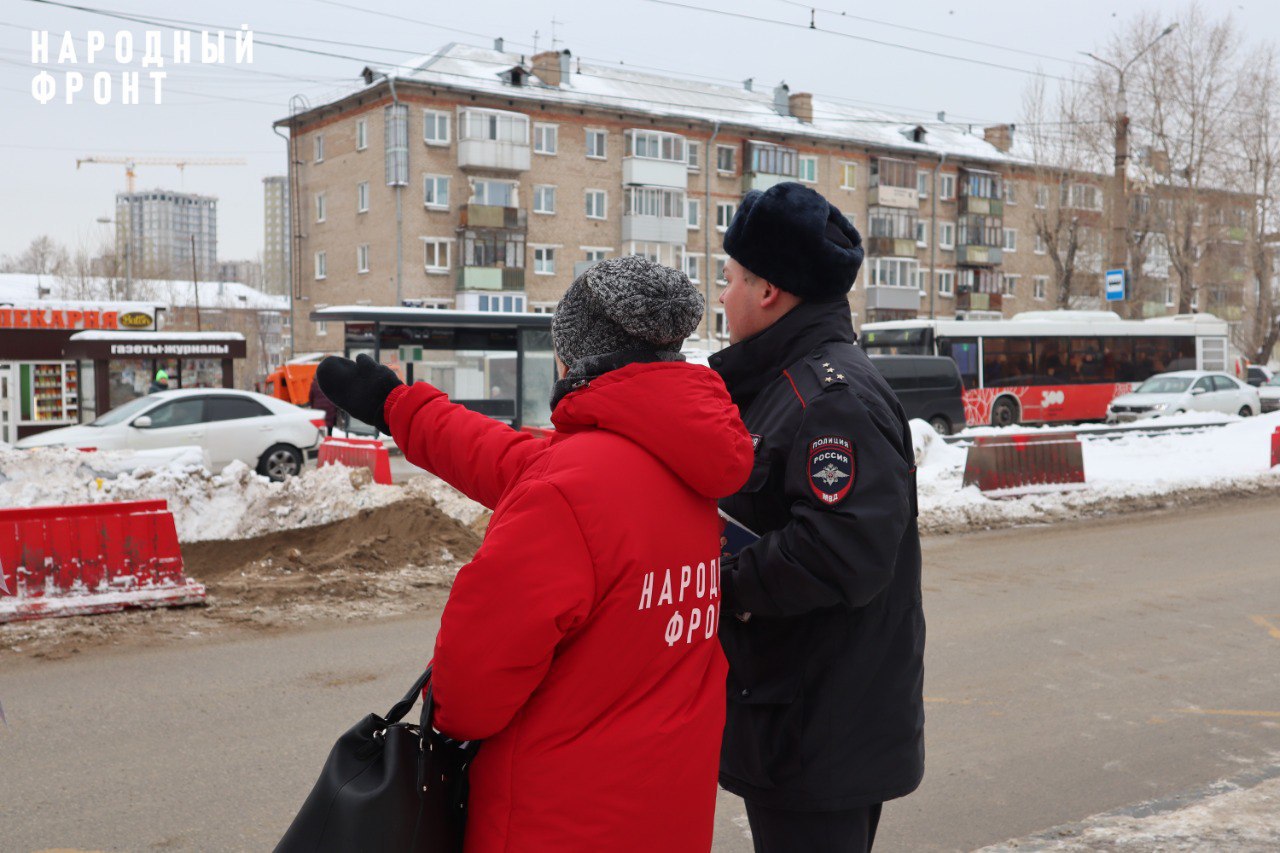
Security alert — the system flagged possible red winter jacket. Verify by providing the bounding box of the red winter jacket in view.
[383,360,754,853]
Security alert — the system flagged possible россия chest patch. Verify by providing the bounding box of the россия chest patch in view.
[807,435,855,505]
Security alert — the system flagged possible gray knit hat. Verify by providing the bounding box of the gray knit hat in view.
[552,255,704,370]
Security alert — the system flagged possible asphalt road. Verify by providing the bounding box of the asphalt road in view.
[2,496,1278,852]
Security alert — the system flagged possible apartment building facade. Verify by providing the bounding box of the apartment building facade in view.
[274,42,1252,355]
[115,189,218,282]
[262,175,290,297]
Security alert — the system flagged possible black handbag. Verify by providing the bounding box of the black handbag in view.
[276,666,478,853]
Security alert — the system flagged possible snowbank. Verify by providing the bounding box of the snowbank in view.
[0,446,406,543]
[913,412,1280,532]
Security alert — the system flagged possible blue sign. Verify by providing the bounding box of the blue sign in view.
[1105,268,1126,302]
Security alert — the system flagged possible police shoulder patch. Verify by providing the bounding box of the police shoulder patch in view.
[807,435,855,505]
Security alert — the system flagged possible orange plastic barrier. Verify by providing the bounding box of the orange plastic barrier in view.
[0,500,205,623]
[318,436,393,485]
[962,432,1086,494]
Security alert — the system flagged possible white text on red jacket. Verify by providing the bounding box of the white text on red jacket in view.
[637,557,721,647]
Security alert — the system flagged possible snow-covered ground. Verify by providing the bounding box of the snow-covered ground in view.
[912,411,1280,532]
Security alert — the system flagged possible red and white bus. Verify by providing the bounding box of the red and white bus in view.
[860,311,1232,427]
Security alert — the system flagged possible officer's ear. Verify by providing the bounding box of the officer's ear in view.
[758,279,800,312]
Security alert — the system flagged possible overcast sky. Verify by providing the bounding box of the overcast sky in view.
[1,0,1275,267]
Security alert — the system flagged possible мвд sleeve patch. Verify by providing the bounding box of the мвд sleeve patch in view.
[807,435,855,505]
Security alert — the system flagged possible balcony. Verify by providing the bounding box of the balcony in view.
[956,245,1003,266]
[867,236,919,258]
[956,291,1003,312]
[743,141,798,192]
[958,195,1003,217]
[456,266,525,292]
[868,185,919,208]
[743,172,793,192]
[864,285,922,311]
[459,204,527,230]
[624,157,687,189]
[457,108,531,172]
[622,214,686,244]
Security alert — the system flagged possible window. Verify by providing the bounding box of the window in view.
[533,246,556,275]
[1036,186,1049,209]
[423,238,450,273]
[840,162,857,190]
[314,250,327,280]
[357,181,369,213]
[687,198,701,229]
[470,179,515,207]
[716,202,736,232]
[315,192,326,223]
[938,221,955,250]
[1002,273,1019,297]
[533,185,556,215]
[144,398,204,428]
[1034,276,1048,300]
[716,144,736,174]
[868,258,920,288]
[916,219,930,247]
[458,109,527,143]
[357,244,369,274]
[1003,228,1017,252]
[424,174,450,209]
[625,187,685,218]
[687,141,700,172]
[1211,375,1239,392]
[423,110,450,145]
[937,269,954,296]
[627,130,687,162]
[205,396,272,422]
[714,308,728,340]
[683,253,700,282]
[356,119,368,151]
[534,123,558,155]
[799,155,818,183]
[582,248,610,264]
[1034,232,1047,254]
[871,157,917,190]
[939,174,955,200]
[1063,183,1102,211]
[714,255,728,284]
[918,169,931,198]
[868,206,917,240]
[1003,179,1016,204]
[585,129,607,159]
[748,142,798,176]
[585,189,607,220]
[315,320,328,337]
[314,134,324,163]
[462,229,524,267]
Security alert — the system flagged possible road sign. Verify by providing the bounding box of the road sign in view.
[1105,268,1126,302]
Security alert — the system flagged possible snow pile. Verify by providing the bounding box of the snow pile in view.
[0,445,407,542]
[913,412,1280,532]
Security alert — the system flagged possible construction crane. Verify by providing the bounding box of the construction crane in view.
[75,156,247,192]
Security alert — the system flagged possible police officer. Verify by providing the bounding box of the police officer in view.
[711,182,924,853]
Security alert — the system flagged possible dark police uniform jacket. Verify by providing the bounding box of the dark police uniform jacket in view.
[711,298,925,812]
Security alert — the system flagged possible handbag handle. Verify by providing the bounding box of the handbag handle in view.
[383,665,433,727]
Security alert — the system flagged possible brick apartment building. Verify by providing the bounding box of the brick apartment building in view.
[273,41,1253,355]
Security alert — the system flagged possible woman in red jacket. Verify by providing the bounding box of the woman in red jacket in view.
[316,256,754,853]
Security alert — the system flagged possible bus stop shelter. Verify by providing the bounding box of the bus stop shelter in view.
[309,306,555,429]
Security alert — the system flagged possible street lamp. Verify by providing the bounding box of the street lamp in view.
[96,214,132,301]
[1083,23,1178,309]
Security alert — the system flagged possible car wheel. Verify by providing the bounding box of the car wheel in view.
[991,398,1020,428]
[1238,405,1253,417]
[257,443,303,482]
[928,415,952,436]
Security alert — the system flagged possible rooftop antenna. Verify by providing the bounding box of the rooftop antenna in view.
[551,17,566,50]
[533,30,539,53]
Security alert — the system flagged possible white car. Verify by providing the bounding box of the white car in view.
[1259,374,1280,414]
[15,388,326,481]
[1106,370,1262,423]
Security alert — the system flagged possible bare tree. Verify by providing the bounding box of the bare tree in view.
[1,235,70,278]
[1018,71,1100,307]
[1231,43,1280,364]
[1119,4,1242,313]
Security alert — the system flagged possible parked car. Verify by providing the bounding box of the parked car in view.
[1246,364,1275,387]
[868,355,968,435]
[1259,374,1280,414]
[1106,370,1261,423]
[15,389,326,481]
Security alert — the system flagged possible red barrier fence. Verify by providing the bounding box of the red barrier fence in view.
[962,431,1087,494]
[1271,426,1280,469]
[318,436,393,485]
[0,499,205,623]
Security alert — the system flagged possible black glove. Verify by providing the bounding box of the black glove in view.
[315,354,403,436]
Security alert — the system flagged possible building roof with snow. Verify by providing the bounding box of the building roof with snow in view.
[0,273,287,312]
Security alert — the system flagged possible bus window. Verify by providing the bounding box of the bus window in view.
[1100,337,1136,382]
[860,327,930,355]
[982,337,1033,387]
[1033,337,1072,385]
[1134,336,1196,376]
[939,337,978,389]
[1071,337,1103,383]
